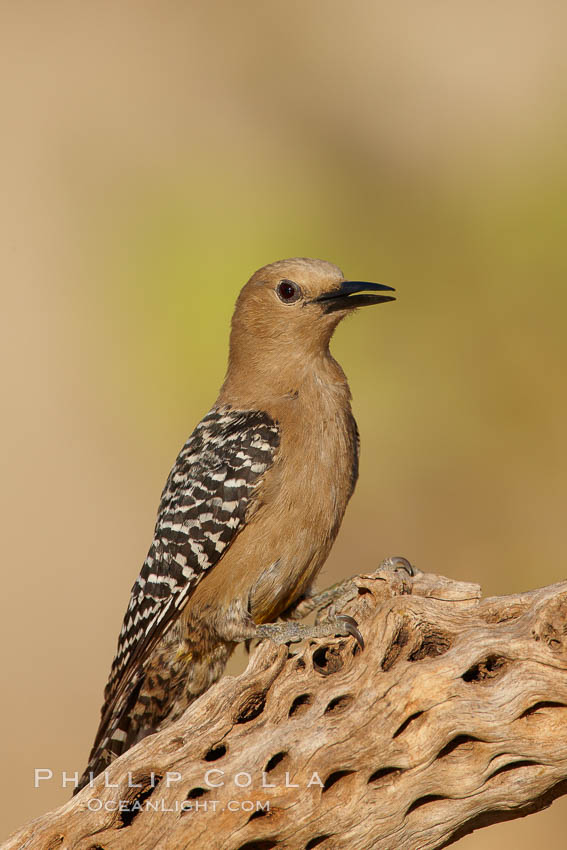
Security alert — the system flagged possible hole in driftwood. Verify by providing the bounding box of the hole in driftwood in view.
[406,794,446,815]
[295,657,306,670]
[488,760,539,781]
[368,767,402,785]
[305,836,332,849]
[393,711,423,738]
[462,655,508,683]
[313,645,344,675]
[235,692,266,723]
[204,744,227,761]
[438,735,480,758]
[322,770,356,793]
[265,751,288,772]
[248,808,272,823]
[118,775,161,828]
[237,841,278,850]
[186,787,208,799]
[408,628,452,662]
[289,693,313,717]
[325,695,354,714]
[520,701,567,719]
[381,622,411,671]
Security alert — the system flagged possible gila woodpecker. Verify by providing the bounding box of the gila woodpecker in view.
[77,257,395,791]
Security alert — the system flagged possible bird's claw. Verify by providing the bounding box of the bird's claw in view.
[335,613,365,649]
[379,555,416,577]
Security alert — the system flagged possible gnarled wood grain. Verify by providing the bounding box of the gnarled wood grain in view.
[5,563,567,850]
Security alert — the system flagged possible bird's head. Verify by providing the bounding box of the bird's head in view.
[233,257,394,347]
[222,257,395,401]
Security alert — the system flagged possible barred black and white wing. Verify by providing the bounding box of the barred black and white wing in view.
[84,407,279,779]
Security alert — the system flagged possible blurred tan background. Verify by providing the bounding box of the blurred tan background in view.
[1,0,567,843]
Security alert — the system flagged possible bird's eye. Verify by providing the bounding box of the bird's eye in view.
[276,279,302,303]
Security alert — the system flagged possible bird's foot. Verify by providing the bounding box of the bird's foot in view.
[256,613,364,649]
[376,555,417,577]
[283,578,358,621]
[267,559,416,649]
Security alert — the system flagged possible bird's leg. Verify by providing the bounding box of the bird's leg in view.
[283,559,415,621]
[286,556,417,619]
[281,579,359,622]
[255,613,364,649]
[253,559,417,651]
[242,586,361,654]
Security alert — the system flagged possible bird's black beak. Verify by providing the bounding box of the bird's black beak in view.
[313,281,396,313]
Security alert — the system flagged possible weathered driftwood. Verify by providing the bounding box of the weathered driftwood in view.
[6,563,567,850]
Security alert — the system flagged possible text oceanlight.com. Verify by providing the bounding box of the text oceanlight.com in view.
[86,798,270,814]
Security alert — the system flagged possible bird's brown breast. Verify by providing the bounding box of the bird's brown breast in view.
[185,360,358,634]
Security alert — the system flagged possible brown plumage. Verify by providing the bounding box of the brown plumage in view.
[77,257,395,791]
